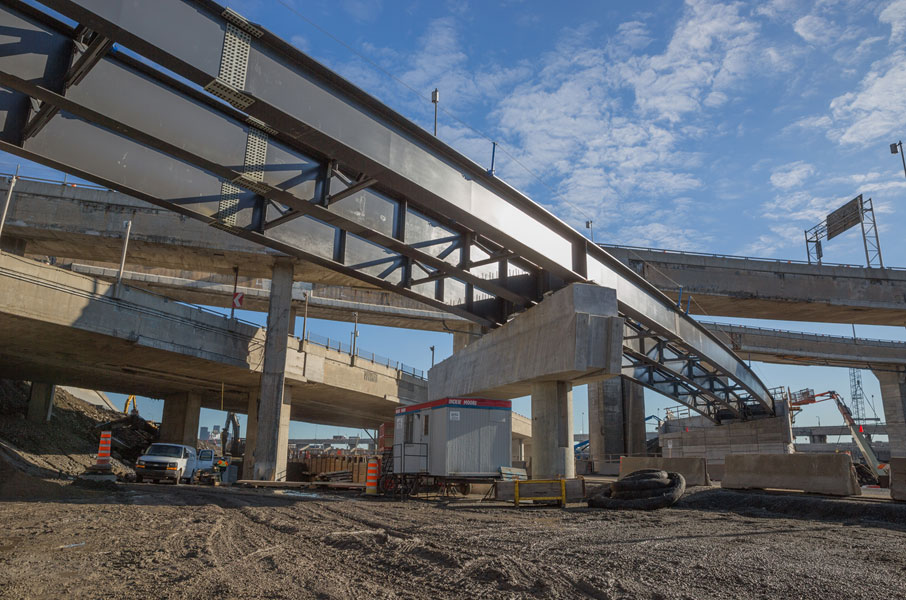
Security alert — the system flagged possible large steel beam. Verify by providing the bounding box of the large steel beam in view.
[4,0,777,417]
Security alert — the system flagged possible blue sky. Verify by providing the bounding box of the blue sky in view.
[6,0,906,440]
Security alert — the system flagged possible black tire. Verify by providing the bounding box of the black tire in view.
[588,473,686,510]
[611,477,672,493]
[456,483,472,496]
[135,475,143,483]
[621,469,668,481]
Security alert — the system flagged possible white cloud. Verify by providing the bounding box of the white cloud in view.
[770,161,815,189]
[793,15,838,44]
[880,0,906,41]
[828,51,906,145]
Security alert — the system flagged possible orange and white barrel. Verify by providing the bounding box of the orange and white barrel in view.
[365,459,379,495]
[95,431,112,470]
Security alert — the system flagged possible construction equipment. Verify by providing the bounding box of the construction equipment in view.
[791,390,888,479]
[123,394,139,416]
[220,412,241,457]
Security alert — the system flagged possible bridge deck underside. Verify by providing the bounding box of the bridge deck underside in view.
[0,0,775,421]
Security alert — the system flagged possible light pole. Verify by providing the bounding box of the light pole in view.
[429,345,435,367]
[350,311,359,362]
[585,220,594,243]
[891,141,906,179]
[431,88,439,136]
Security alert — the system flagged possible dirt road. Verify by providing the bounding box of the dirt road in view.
[1,478,904,600]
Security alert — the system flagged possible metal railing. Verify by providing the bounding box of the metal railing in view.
[0,170,111,191]
[598,242,906,271]
[699,320,906,347]
[300,330,426,379]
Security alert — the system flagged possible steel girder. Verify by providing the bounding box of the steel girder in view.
[0,0,777,418]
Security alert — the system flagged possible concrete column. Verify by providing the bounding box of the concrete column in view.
[511,438,525,463]
[26,382,54,423]
[872,369,906,458]
[253,257,294,481]
[588,376,646,468]
[624,379,646,455]
[530,381,574,479]
[159,392,201,446]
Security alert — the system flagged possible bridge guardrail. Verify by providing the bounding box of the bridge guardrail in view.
[598,242,906,271]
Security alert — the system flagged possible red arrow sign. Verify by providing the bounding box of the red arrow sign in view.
[232,292,244,309]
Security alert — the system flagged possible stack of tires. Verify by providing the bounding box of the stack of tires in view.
[588,469,686,510]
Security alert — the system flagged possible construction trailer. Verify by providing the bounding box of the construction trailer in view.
[392,398,512,481]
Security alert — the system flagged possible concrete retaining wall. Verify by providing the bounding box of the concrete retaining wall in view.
[619,457,711,487]
[721,453,861,497]
[890,457,906,502]
[660,416,793,479]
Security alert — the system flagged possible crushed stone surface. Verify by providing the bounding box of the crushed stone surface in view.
[0,476,904,600]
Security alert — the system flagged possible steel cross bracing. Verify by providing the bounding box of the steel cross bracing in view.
[0,0,776,421]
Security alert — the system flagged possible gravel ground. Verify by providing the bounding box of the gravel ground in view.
[1,476,905,600]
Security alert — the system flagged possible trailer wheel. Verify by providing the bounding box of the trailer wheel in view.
[456,483,472,496]
[378,474,397,494]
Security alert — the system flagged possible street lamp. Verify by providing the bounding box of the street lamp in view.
[585,220,594,243]
[429,345,435,367]
[891,140,906,180]
[431,88,439,136]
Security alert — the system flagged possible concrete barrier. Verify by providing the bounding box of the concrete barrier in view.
[890,457,906,502]
[721,453,860,497]
[618,457,711,487]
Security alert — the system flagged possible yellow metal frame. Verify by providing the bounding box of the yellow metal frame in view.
[513,479,567,507]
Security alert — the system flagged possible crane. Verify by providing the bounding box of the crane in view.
[791,390,888,479]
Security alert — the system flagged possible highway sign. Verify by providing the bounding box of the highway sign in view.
[827,195,862,240]
[232,292,244,309]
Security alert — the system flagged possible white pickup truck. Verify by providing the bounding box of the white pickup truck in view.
[135,443,198,484]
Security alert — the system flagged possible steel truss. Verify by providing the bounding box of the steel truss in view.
[0,0,776,420]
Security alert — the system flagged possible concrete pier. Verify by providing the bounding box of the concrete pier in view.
[588,377,645,467]
[531,381,575,479]
[159,392,201,446]
[873,369,906,458]
[253,257,295,481]
[26,382,54,423]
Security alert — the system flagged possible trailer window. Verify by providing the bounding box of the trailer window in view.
[404,413,414,443]
[423,414,430,436]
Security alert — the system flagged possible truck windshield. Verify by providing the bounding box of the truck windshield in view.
[145,444,183,457]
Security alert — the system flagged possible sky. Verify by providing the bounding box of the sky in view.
[6,0,906,441]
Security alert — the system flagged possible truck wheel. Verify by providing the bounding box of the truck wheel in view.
[135,475,143,483]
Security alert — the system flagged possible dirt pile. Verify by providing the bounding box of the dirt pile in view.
[0,380,157,479]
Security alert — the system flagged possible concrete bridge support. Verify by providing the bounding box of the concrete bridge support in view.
[26,382,54,423]
[159,392,201,446]
[531,381,575,479]
[588,376,646,468]
[0,235,26,255]
[252,257,295,481]
[873,369,906,458]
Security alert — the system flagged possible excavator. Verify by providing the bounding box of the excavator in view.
[791,390,888,481]
[220,412,242,457]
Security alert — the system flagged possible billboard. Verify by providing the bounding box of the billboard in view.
[826,195,862,240]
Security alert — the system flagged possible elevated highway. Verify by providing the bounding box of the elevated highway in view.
[0,252,426,429]
[0,0,779,433]
[602,244,906,326]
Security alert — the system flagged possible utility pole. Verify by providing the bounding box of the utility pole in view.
[431,88,439,136]
[0,170,19,248]
[116,216,134,287]
[229,266,239,320]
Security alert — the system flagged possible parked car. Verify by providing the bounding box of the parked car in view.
[135,443,198,484]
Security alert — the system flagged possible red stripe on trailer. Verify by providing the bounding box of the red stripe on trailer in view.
[395,397,511,414]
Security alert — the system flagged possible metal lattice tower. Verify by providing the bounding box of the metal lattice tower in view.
[849,368,866,423]
[859,196,884,268]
